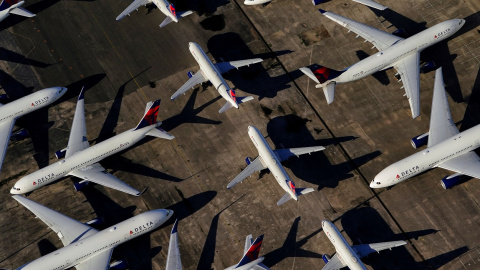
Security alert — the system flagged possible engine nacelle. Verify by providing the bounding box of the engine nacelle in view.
[312,0,326,5]
[392,28,406,38]
[85,217,104,226]
[322,254,331,264]
[420,61,436,74]
[110,260,128,269]
[74,181,90,192]
[10,129,29,142]
[441,173,462,189]
[410,132,429,149]
[245,157,253,165]
[55,148,67,159]
[187,71,194,78]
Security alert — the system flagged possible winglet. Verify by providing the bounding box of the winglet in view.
[78,86,85,101]
[135,100,161,130]
[172,219,178,234]
[237,235,264,268]
[318,9,327,14]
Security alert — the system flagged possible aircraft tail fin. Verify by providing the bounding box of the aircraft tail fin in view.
[236,235,264,268]
[134,99,160,130]
[218,94,254,113]
[300,65,345,85]
[277,187,315,206]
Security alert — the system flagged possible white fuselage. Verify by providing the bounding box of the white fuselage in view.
[10,123,159,194]
[248,125,297,200]
[0,87,67,125]
[329,19,464,85]
[322,220,367,270]
[189,42,237,108]
[0,0,24,22]
[372,124,480,188]
[152,0,178,22]
[16,209,173,270]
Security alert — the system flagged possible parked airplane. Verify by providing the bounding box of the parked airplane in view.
[9,195,173,270]
[171,42,263,113]
[166,219,182,270]
[311,0,387,10]
[372,68,480,189]
[300,10,464,119]
[0,0,35,23]
[227,125,324,205]
[225,234,270,270]
[321,220,406,270]
[116,0,192,27]
[10,88,174,196]
[0,87,67,177]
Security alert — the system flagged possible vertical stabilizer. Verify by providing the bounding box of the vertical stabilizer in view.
[236,235,264,268]
[134,99,160,130]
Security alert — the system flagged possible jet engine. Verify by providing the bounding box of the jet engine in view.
[10,129,29,142]
[246,157,253,165]
[312,0,326,5]
[187,71,194,78]
[74,181,90,192]
[420,62,436,74]
[110,260,128,269]
[55,148,67,159]
[441,173,462,189]
[392,28,406,38]
[410,132,429,149]
[322,254,331,264]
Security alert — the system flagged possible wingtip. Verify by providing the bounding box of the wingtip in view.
[318,9,327,14]
[172,219,179,234]
[78,86,85,101]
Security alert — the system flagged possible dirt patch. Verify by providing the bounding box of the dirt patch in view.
[299,25,331,46]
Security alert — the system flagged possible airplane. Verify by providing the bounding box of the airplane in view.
[300,9,465,119]
[321,220,406,270]
[227,125,324,205]
[0,86,67,177]
[116,0,192,27]
[372,67,480,190]
[225,234,270,270]
[9,195,173,270]
[311,0,387,10]
[171,42,263,114]
[10,88,175,196]
[0,0,35,23]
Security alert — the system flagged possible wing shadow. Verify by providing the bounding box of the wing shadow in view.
[0,47,50,68]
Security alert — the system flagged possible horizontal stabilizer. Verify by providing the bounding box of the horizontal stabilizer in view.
[321,83,336,104]
[9,7,35,17]
[277,188,315,206]
[146,127,175,140]
[219,101,234,114]
[352,0,387,10]
[237,96,254,104]
[178,10,193,18]
[160,16,173,27]
[219,96,254,113]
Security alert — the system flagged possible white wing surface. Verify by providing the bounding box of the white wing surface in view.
[65,88,90,158]
[427,68,459,147]
[69,163,142,196]
[166,219,183,270]
[321,253,347,270]
[214,58,263,74]
[0,119,16,175]
[251,263,271,270]
[274,146,325,162]
[392,52,421,118]
[437,152,480,179]
[171,71,208,100]
[9,7,36,17]
[352,0,387,10]
[12,195,98,247]
[227,157,267,189]
[319,10,402,51]
[75,249,113,270]
[352,240,407,258]
[116,0,151,20]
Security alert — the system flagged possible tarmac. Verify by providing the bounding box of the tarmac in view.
[0,0,479,269]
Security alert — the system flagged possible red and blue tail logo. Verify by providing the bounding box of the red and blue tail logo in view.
[0,0,20,11]
[311,64,345,84]
[228,89,237,103]
[287,180,296,195]
[237,235,264,268]
[134,99,160,130]
[168,3,176,17]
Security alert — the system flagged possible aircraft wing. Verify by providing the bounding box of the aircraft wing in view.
[274,146,325,162]
[393,52,421,119]
[321,253,347,270]
[12,195,98,247]
[69,163,142,196]
[171,71,208,100]
[116,0,151,20]
[252,263,271,270]
[319,10,402,51]
[65,88,90,158]
[427,68,459,147]
[214,58,263,74]
[9,7,36,17]
[227,156,267,189]
[166,220,183,270]
[352,240,407,257]
[0,118,16,175]
[352,0,387,10]
[437,152,480,179]
[75,248,113,270]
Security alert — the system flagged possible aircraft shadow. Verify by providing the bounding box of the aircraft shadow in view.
[0,47,50,68]
[37,239,58,257]
[207,32,303,100]
[340,206,468,269]
[54,73,106,105]
[171,0,229,17]
[263,216,323,267]
[460,66,480,131]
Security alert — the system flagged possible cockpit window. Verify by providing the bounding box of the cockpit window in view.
[376,182,381,185]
